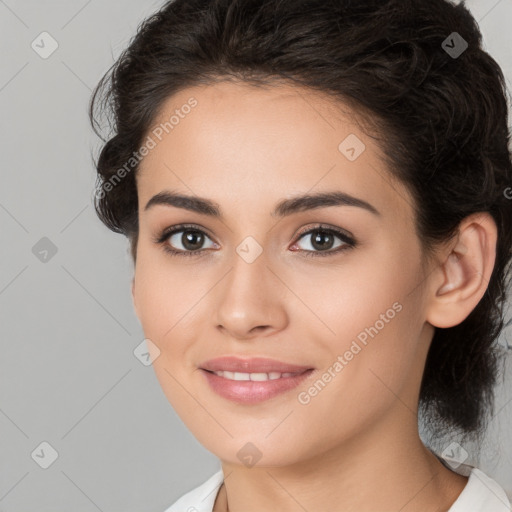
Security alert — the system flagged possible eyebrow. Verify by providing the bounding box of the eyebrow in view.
[144,190,380,218]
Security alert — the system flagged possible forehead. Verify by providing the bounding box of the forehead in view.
[136,81,411,220]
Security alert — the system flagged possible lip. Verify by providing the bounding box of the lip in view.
[199,356,313,374]
[199,356,315,404]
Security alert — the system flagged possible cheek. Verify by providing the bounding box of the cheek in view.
[131,242,216,426]
[133,250,207,355]
[297,239,425,402]
[301,237,421,346]
[132,254,206,414]
[287,298,423,461]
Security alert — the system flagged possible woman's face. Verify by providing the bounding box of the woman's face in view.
[132,81,437,467]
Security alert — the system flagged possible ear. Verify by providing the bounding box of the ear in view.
[426,212,497,329]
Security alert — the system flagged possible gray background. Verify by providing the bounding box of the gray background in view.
[0,0,511,510]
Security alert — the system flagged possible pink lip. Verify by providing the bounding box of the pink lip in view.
[199,356,315,404]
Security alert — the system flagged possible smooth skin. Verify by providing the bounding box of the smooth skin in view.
[131,81,497,512]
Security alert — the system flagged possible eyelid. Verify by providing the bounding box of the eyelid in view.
[152,223,217,245]
[294,223,354,242]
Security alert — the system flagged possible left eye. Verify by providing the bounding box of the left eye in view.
[292,227,354,254]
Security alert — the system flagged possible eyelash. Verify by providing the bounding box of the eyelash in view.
[153,223,357,259]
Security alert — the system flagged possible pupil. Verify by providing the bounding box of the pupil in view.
[311,230,333,251]
[183,230,203,250]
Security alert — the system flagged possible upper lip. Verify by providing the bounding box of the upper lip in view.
[200,356,313,374]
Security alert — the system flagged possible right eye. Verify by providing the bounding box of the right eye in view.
[154,224,219,257]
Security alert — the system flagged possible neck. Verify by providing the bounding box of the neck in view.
[214,406,468,512]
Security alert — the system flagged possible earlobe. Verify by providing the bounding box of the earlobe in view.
[427,213,497,329]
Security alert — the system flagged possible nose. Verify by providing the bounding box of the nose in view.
[213,246,289,340]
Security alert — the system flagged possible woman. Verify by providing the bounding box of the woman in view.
[89,0,512,510]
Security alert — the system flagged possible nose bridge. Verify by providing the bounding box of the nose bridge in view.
[213,236,288,337]
[224,237,271,306]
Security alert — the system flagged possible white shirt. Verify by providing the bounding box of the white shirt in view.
[164,459,512,512]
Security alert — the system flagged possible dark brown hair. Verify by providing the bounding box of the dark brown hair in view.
[89,0,512,446]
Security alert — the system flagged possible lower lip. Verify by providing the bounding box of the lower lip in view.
[200,368,315,404]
